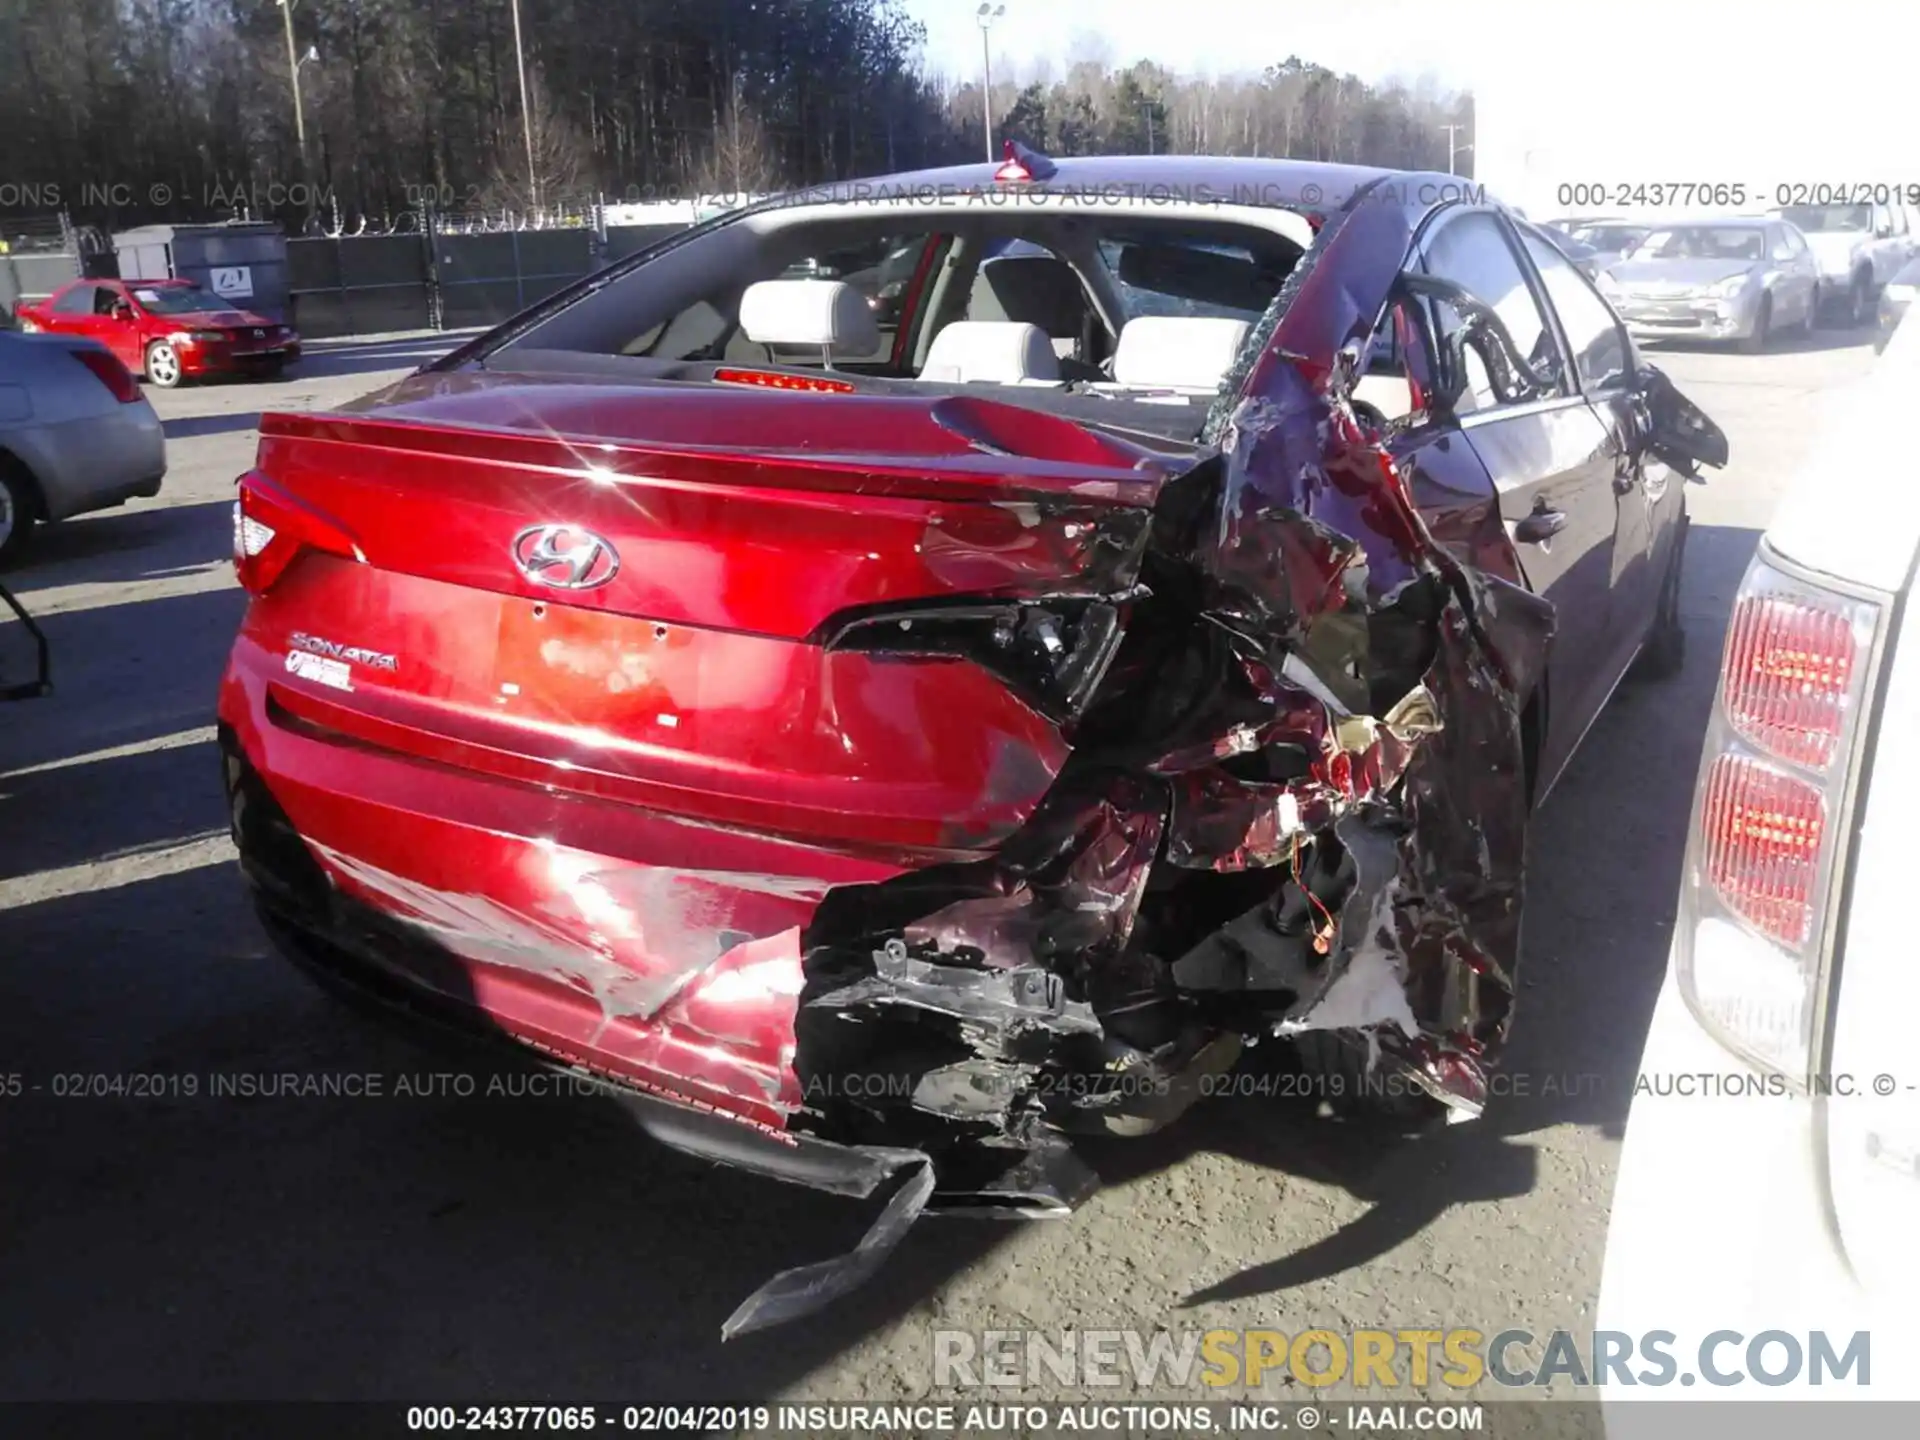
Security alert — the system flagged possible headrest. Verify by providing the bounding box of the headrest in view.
[920,321,1062,384]
[1111,316,1252,392]
[971,255,1090,338]
[738,279,880,353]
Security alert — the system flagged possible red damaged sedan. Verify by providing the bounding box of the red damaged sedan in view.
[17,277,300,387]
[217,148,1726,1333]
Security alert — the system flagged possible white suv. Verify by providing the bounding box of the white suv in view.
[1598,308,1920,1421]
[1775,201,1917,325]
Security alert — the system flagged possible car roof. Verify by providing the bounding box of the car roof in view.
[787,152,1477,222]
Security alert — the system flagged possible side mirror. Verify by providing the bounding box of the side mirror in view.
[1636,365,1729,478]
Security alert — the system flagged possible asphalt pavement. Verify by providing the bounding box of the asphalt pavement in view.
[0,325,1883,1405]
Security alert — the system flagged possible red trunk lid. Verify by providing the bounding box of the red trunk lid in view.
[237,372,1177,854]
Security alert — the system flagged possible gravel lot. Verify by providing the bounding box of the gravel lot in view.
[0,326,1881,1406]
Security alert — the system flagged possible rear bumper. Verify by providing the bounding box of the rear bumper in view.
[23,407,166,522]
[219,707,1110,1216]
[251,891,911,1197]
[217,652,889,1136]
[1598,963,1913,1422]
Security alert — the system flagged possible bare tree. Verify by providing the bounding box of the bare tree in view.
[0,0,1470,233]
[693,82,782,199]
[479,67,588,214]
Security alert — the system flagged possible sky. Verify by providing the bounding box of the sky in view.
[899,0,1480,91]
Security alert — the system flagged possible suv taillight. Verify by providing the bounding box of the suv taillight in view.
[71,347,142,403]
[1677,550,1882,1080]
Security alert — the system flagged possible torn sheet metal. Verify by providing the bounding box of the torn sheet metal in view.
[762,188,1558,1334]
[723,1155,937,1341]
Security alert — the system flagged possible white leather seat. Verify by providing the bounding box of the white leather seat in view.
[737,279,880,358]
[919,321,1061,385]
[1110,316,1252,393]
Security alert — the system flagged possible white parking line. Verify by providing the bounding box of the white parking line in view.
[0,724,219,781]
[0,831,236,912]
[11,563,237,619]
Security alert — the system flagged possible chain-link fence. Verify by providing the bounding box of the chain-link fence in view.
[286,202,693,338]
[3,203,698,337]
[0,214,88,324]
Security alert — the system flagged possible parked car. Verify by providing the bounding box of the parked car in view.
[1535,225,1605,277]
[1598,303,1920,1423]
[1874,253,1920,352]
[0,330,167,561]
[14,277,300,388]
[1597,217,1821,351]
[1555,218,1652,274]
[219,149,1725,1332]
[1774,201,1914,326]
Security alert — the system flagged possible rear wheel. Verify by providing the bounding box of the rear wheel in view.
[1635,517,1688,680]
[0,458,39,564]
[1847,272,1873,329]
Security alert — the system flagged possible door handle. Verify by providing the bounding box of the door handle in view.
[1514,509,1569,545]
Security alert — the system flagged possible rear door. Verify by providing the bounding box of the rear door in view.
[1770,224,1819,324]
[1413,208,1626,791]
[1517,224,1681,674]
[39,282,104,340]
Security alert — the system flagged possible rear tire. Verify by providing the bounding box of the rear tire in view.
[1635,518,1688,681]
[0,458,39,564]
[1848,272,1873,329]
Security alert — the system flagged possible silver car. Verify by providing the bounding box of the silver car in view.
[1596,217,1822,351]
[0,329,167,561]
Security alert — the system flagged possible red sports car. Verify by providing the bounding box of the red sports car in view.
[16,277,300,387]
[217,147,1726,1333]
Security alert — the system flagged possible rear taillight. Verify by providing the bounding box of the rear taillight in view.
[1699,755,1825,947]
[233,471,363,596]
[818,594,1129,724]
[1721,592,1859,769]
[71,347,142,403]
[1677,551,1881,1080]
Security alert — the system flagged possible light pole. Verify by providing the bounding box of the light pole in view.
[277,0,312,160]
[510,0,538,210]
[1441,123,1473,176]
[976,4,1005,163]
